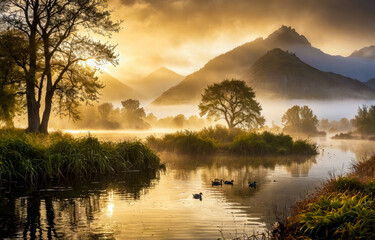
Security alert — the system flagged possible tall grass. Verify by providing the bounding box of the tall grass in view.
[0,129,160,185]
[147,128,317,156]
[274,156,375,239]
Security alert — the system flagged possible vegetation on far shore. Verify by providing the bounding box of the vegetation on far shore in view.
[0,129,160,185]
[274,156,375,239]
[146,125,318,156]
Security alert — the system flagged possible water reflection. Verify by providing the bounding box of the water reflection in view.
[1,138,375,239]
[0,170,159,239]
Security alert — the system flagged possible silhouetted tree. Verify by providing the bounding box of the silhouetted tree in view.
[98,103,114,120]
[0,0,120,133]
[199,79,265,129]
[354,105,375,135]
[121,99,149,129]
[282,105,318,134]
[0,32,25,127]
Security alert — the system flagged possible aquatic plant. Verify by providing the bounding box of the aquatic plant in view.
[0,129,160,185]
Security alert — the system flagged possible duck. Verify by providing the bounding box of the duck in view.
[224,180,234,185]
[193,192,203,199]
[248,181,257,188]
[212,179,223,186]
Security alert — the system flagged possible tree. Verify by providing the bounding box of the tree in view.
[0,0,120,133]
[199,79,265,129]
[353,105,375,135]
[121,99,150,129]
[0,32,25,127]
[98,102,114,121]
[282,105,318,134]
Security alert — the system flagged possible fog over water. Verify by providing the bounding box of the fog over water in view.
[146,99,375,126]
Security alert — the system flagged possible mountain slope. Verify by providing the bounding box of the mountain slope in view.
[98,72,143,102]
[365,78,375,90]
[152,26,375,105]
[131,67,184,101]
[350,46,375,60]
[247,49,375,99]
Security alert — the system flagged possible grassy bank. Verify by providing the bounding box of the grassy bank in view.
[274,156,375,239]
[146,126,317,155]
[0,129,160,185]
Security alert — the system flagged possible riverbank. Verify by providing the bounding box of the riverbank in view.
[0,129,161,185]
[146,126,318,155]
[274,156,375,239]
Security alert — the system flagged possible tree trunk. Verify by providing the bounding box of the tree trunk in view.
[39,90,53,134]
[26,25,40,133]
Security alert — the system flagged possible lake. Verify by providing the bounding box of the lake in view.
[1,135,375,239]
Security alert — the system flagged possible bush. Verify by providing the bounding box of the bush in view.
[146,130,218,154]
[297,193,375,239]
[0,129,160,185]
[230,132,316,155]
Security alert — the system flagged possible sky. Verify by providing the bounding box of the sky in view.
[104,0,375,82]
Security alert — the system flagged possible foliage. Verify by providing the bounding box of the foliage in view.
[199,79,265,129]
[121,99,150,129]
[230,132,317,155]
[274,156,375,239]
[353,105,375,135]
[0,31,25,127]
[0,129,160,185]
[297,193,375,239]
[282,105,320,135]
[0,0,121,133]
[147,130,218,154]
[147,127,317,156]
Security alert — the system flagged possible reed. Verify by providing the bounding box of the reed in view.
[0,129,160,185]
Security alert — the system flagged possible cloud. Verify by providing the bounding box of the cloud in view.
[106,0,375,82]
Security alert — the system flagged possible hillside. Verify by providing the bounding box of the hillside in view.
[365,78,375,90]
[152,26,375,105]
[350,46,375,60]
[98,72,143,102]
[130,67,184,101]
[247,49,375,99]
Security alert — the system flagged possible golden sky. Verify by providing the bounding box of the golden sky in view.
[105,0,375,82]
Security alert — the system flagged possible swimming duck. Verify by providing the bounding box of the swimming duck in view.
[224,180,234,185]
[193,192,203,199]
[248,181,257,188]
[212,179,223,186]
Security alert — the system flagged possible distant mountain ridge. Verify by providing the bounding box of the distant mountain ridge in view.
[152,26,375,105]
[350,46,375,60]
[365,78,375,90]
[247,49,375,99]
[130,67,184,101]
[98,72,143,102]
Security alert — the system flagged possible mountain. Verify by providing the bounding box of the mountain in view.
[98,72,143,102]
[130,67,184,101]
[350,46,375,60]
[365,78,375,90]
[247,49,375,99]
[152,26,375,105]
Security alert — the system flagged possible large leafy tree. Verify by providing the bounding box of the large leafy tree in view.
[199,79,265,129]
[0,0,120,133]
[282,105,318,134]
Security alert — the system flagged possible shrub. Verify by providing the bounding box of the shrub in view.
[297,193,375,239]
[0,129,160,185]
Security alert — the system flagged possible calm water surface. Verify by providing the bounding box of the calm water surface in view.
[1,135,375,239]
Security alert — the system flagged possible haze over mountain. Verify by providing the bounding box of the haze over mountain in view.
[365,78,375,90]
[152,26,375,105]
[98,72,143,102]
[129,67,184,102]
[247,49,375,99]
[350,46,375,61]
